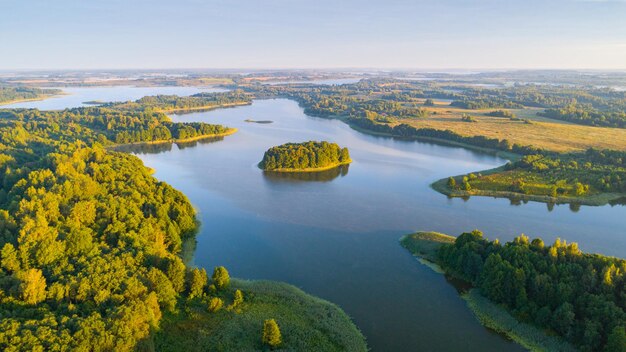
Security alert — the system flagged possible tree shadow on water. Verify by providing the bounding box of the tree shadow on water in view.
[263,164,350,183]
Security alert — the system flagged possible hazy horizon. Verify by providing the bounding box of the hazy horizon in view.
[3,0,626,70]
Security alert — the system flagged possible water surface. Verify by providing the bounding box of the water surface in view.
[1,85,227,110]
[126,99,623,351]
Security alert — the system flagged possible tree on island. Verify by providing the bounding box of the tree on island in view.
[259,141,351,171]
[447,177,456,189]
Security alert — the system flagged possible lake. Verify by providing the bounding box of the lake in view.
[130,99,626,351]
[13,92,626,351]
[0,85,227,110]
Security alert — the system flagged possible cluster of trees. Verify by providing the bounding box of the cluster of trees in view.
[0,87,61,104]
[259,141,351,171]
[0,107,230,146]
[105,91,252,112]
[437,230,626,351]
[461,114,478,122]
[451,99,523,110]
[511,149,626,193]
[114,121,230,144]
[539,103,626,129]
[0,105,239,350]
[447,149,626,199]
[486,109,516,118]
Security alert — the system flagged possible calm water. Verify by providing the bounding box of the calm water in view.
[125,99,624,351]
[0,85,227,110]
[13,93,626,350]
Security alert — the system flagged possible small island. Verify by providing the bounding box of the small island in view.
[82,100,106,105]
[259,141,352,172]
[244,118,273,124]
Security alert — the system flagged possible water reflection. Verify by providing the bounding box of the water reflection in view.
[176,136,225,150]
[263,164,350,183]
[112,142,174,155]
[111,136,225,155]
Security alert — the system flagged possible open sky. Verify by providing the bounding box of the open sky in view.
[2,0,626,70]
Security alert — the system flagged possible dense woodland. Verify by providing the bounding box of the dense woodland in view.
[438,231,626,351]
[0,87,62,104]
[0,106,242,350]
[259,141,351,171]
[0,107,231,145]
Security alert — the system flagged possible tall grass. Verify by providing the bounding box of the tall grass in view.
[154,279,367,352]
[463,289,577,352]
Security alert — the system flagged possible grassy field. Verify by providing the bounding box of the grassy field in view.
[398,100,626,152]
[154,279,367,352]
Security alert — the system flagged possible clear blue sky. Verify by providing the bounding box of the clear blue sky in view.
[2,0,626,70]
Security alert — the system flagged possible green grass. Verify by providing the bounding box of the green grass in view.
[462,289,576,352]
[154,279,367,352]
[400,231,455,262]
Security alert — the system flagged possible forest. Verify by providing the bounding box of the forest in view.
[0,104,366,351]
[0,107,233,145]
[0,87,62,104]
[0,108,201,349]
[104,91,252,112]
[259,141,351,171]
[435,230,626,352]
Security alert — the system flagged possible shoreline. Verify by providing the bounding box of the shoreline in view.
[259,160,352,173]
[294,104,626,207]
[0,93,65,106]
[400,232,576,352]
[345,120,522,161]
[110,128,238,149]
[156,279,368,351]
[158,101,251,114]
[431,174,626,206]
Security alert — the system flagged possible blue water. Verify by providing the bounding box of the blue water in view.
[1,85,227,110]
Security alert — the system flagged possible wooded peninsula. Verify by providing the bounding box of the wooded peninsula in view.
[401,231,626,352]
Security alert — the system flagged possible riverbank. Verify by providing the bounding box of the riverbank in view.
[400,231,576,352]
[154,279,368,351]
